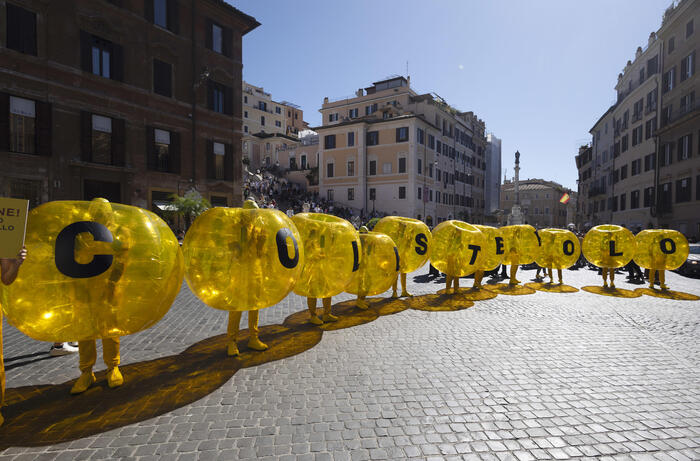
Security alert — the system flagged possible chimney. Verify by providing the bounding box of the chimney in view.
[356,89,363,97]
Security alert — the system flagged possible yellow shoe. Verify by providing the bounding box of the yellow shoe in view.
[356,299,370,310]
[322,313,338,323]
[107,367,123,388]
[309,315,323,325]
[610,283,616,289]
[660,283,669,290]
[248,336,268,351]
[509,279,520,286]
[227,341,240,356]
[400,291,413,298]
[70,372,96,394]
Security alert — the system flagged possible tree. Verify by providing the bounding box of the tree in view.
[170,189,211,230]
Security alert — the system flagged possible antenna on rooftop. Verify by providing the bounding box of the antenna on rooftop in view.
[406,60,409,78]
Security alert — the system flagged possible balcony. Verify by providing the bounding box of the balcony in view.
[660,100,700,129]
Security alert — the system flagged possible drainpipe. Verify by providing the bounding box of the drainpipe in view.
[652,41,664,225]
[190,0,197,188]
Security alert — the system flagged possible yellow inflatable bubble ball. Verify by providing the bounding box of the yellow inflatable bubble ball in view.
[346,231,399,297]
[431,220,486,277]
[292,213,361,299]
[633,229,689,270]
[582,224,636,268]
[0,198,184,342]
[373,216,431,273]
[535,228,581,270]
[183,206,304,311]
[500,224,541,265]
[474,225,507,271]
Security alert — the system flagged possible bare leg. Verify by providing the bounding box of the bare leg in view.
[400,273,412,297]
[307,297,322,325]
[322,297,337,322]
[247,310,268,351]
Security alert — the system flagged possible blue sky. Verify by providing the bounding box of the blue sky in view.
[233,0,670,190]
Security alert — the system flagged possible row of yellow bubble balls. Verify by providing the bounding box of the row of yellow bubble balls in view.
[0,199,690,343]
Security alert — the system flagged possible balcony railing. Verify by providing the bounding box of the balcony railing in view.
[660,100,700,128]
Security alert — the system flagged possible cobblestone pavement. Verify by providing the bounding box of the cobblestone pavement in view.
[1,267,699,460]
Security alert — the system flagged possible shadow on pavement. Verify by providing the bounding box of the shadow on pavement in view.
[580,286,642,298]
[633,287,700,301]
[525,282,579,293]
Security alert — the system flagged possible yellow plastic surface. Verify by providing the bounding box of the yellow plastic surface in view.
[346,232,399,297]
[183,207,303,311]
[535,228,581,270]
[582,225,635,268]
[500,224,541,265]
[292,213,360,299]
[633,229,689,270]
[430,220,485,277]
[373,216,431,273]
[474,225,506,271]
[0,199,184,342]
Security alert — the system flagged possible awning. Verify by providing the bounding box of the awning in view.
[153,200,177,211]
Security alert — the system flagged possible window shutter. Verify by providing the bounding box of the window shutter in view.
[167,0,179,34]
[681,57,688,80]
[80,31,92,72]
[145,0,154,23]
[111,42,124,82]
[206,81,214,110]
[205,18,213,50]
[170,131,180,173]
[224,85,233,116]
[206,140,215,179]
[146,126,156,169]
[224,143,233,181]
[111,118,125,166]
[690,134,694,158]
[0,93,9,150]
[23,7,37,56]
[692,51,697,76]
[81,111,92,162]
[6,4,20,51]
[36,101,51,156]
[223,26,232,58]
[678,138,683,161]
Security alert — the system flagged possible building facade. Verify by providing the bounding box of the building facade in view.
[0,0,257,213]
[314,76,488,225]
[500,179,574,229]
[656,0,699,238]
[485,133,501,215]
[578,0,699,239]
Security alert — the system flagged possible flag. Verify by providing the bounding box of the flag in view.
[559,193,570,204]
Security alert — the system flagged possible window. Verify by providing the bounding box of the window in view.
[211,23,223,54]
[244,111,248,118]
[275,106,281,114]
[428,134,435,150]
[669,37,675,54]
[660,143,673,167]
[153,59,172,97]
[327,189,334,201]
[258,101,267,111]
[349,108,358,118]
[91,115,112,164]
[630,190,640,209]
[8,96,36,154]
[213,141,225,179]
[80,32,123,81]
[621,135,628,152]
[399,186,406,199]
[428,163,433,177]
[396,127,408,142]
[347,188,354,201]
[417,187,422,200]
[632,125,643,146]
[633,99,643,120]
[676,178,691,202]
[663,67,676,93]
[369,188,376,200]
[619,193,626,211]
[153,128,171,171]
[631,159,641,176]
[436,140,442,155]
[639,67,645,84]
[644,187,654,207]
[324,135,336,149]
[147,0,178,33]
[644,153,656,171]
[678,134,692,161]
[347,132,354,147]
[328,113,339,122]
[680,52,695,82]
[398,157,406,173]
[275,120,281,127]
[645,118,657,139]
[207,81,232,115]
[620,165,628,180]
[261,116,265,126]
[365,103,377,115]
[382,162,392,174]
[680,92,695,114]
[347,160,354,176]
[154,0,167,27]
[416,128,424,145]
[369,160,376,175]
[687,19,694,38]
[417,158,422,175]
[662,105,672,125]
[660,182,672,211]
[6,3,37,56]
[647,55,659,75]
[646,88,658,112]
[326,162,334,178]
[367,131,378,146]
[244,125,248,133]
